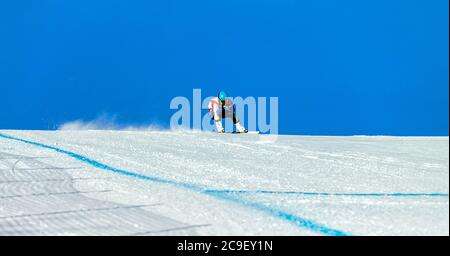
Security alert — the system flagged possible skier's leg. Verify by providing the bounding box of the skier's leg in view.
[232,114,239,124]
[213,111,224,133]
[215,121,224,133]
[230,112,247,133]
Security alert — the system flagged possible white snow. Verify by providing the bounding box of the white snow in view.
[0,130,448,235]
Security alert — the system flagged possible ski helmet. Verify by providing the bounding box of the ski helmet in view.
[218,91,227,101]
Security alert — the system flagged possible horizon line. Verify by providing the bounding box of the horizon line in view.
[0,128,448,137]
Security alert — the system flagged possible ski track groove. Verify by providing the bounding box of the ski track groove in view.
[0,147,203,235]
[0,133,351,236]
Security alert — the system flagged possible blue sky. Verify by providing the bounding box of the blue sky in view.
[0,0,448,135]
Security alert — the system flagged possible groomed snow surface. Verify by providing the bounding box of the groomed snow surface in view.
[0,130,448,236]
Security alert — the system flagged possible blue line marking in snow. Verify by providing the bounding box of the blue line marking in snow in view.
[0,133,349,236]
[205,190,449,197]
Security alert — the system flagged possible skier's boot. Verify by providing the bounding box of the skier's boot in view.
[235,122,248,133]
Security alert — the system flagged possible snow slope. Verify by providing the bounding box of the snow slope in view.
[0,130,448,235]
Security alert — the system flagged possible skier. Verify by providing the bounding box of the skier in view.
[208,91,248,133]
